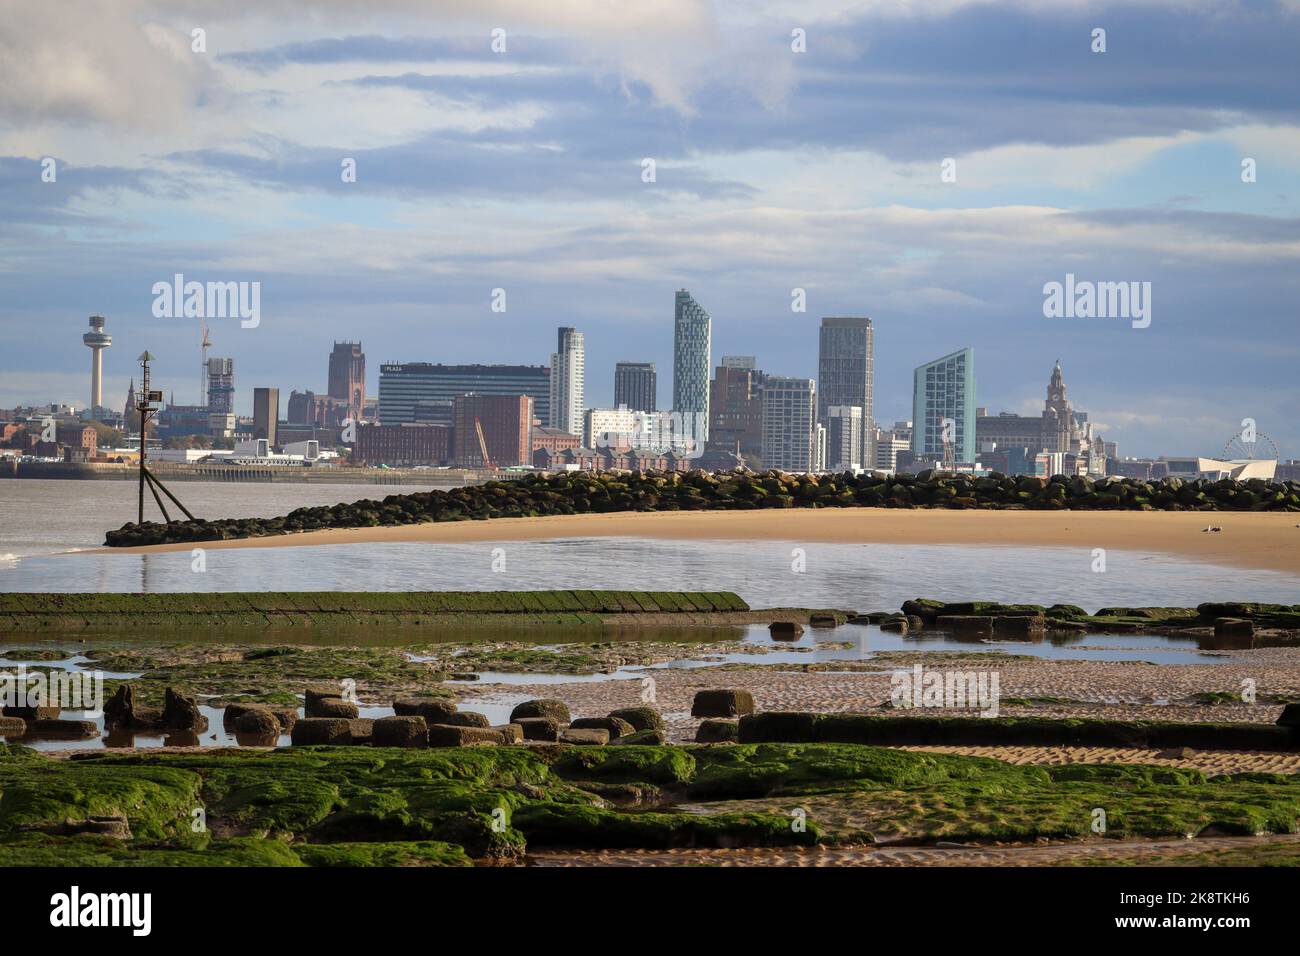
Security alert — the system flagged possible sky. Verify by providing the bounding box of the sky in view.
[1,0,1297,459]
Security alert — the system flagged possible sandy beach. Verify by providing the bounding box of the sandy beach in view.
[106,509,1300,574]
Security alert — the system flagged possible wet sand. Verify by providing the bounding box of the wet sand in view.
[528,833,1300,867]
[459,650,1300,763]
[108,509,1300,574]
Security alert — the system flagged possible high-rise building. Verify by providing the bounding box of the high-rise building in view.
[548,327,585,436]
[761,376,817,472]
[709,362,765,461]
[873,423,912,471]
[453,393,533,468]
[824,405,863,471]
[614,362,656,413]
[206,357,235,414]
[911,348,976,465]
[721,355,756,370]
[377,363,549,426]
[82,315,111,410]
[328,342,365,423]
[253,387,279,448]
[818,317,874,467]
[672,289,711,442]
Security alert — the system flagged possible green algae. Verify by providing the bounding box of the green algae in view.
[4,742,1300,865]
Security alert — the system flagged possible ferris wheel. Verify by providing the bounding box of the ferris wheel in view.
[1222,429,1278,461]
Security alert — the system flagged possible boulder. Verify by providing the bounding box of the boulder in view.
[513,716,561,741]
[304,687,342,710]
[695,719,739,743]
[21,719,99,738]
[493,723,524,743]
[559,728,610,745]
[427,724,503,747]
[1214,618,1254,638]
[3,703,62,721]
[808,612,839,629]
[290,717,353,746]
[372,715,428,748]
[223,701,272,727]
[768,621,804,640]
[1276,703,1300,727]
[308,697,359,720]
[441,711,491,728]
[608,706,664,731]
[0,716,28,736]
[691,689,756,718]
[993,616,1046,640]
[348,718,374,745]
[569,716,635,740]
[233,710,280,736]
[270,708,298,732]
[937,615,994,639]
[509,699,571,724]
[409,699,459,723]
[161,687,205,730]
[392,697,456,719]
[103,685,136,725]
[879,617,908,634]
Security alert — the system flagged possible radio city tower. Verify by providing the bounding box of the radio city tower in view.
[83,315,112,410]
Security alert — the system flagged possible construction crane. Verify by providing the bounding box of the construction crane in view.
[940,412,955,473]
[474,417,493,469]
[199,318,211,406]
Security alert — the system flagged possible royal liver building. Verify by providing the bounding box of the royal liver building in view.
[977,361,1106,474]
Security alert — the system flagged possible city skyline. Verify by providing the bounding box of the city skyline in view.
[6,299,1293,464]
[2,3,1297,459]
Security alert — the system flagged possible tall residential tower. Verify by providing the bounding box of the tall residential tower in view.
[549,327,585,436]
[614,361,657,413]
[817,317,873,467]
[672,289,711,442]
[911,347,976,465]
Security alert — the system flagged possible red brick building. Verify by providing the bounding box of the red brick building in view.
[532,425,581,456]
[453,394,532,467]
[353,422,449,466]
[57,424,99,455]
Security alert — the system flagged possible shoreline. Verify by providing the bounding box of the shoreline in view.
[97,509,1300,575]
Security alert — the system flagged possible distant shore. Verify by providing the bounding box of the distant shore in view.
[0,459,497,485]
[104,509,1300,575]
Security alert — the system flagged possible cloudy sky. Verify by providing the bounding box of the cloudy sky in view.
[1,0,1297,458]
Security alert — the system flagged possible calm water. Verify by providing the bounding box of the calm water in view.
[0,478,470,559]
[3,537,1297,615]
[1,477,1296,613]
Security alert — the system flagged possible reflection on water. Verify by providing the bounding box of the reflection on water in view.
[4,539,1298,615]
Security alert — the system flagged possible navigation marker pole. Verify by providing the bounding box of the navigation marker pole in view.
[135,352,196,526]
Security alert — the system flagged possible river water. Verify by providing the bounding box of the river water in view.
[1,479,1298,611]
